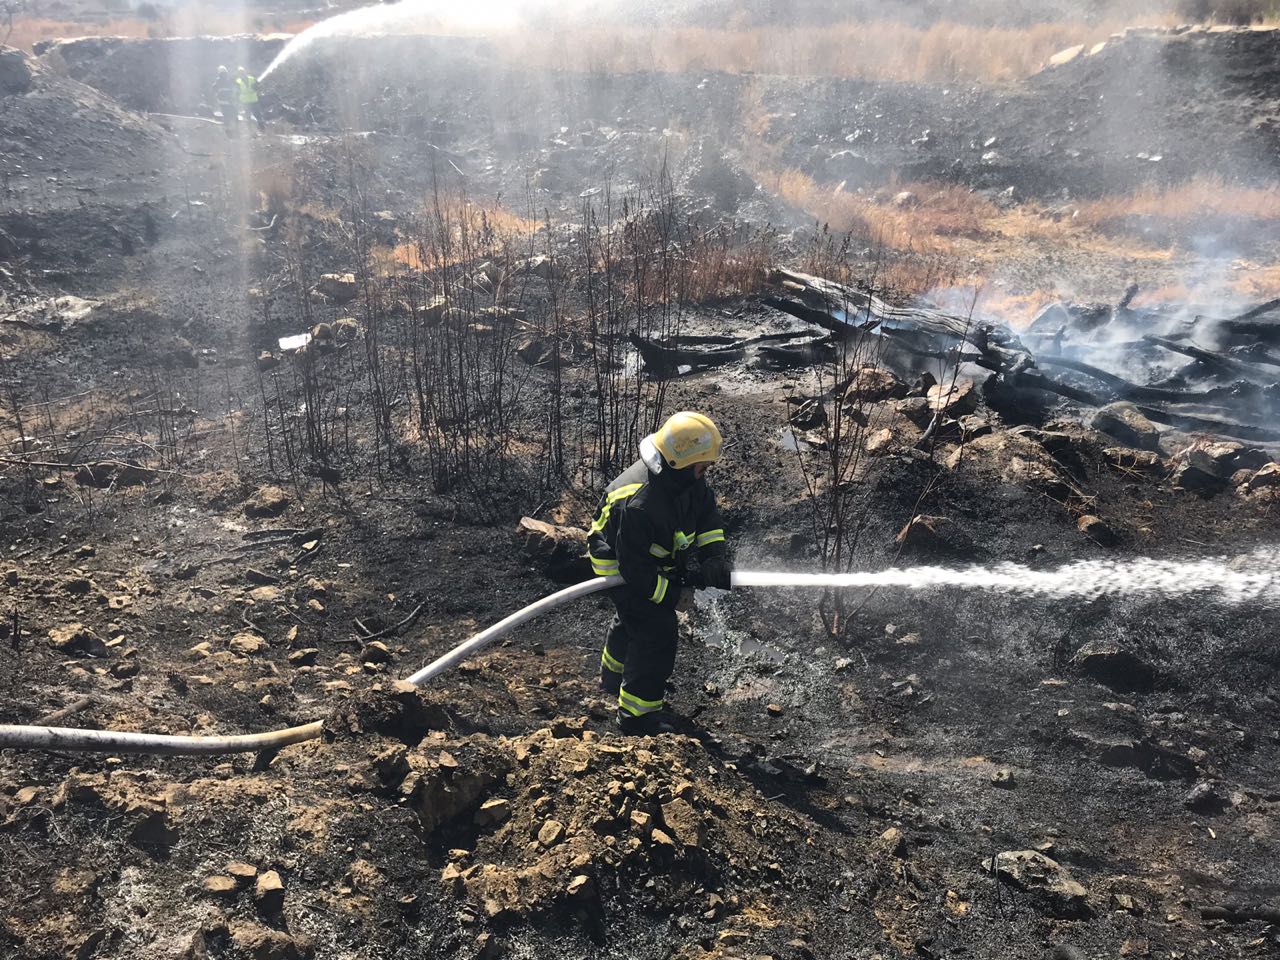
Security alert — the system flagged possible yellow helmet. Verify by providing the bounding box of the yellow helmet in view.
[641,411,723,472]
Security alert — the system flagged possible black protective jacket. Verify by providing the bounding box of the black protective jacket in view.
[587,459,726,609]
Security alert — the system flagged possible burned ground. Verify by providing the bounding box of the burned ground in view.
[3,20,1280,960]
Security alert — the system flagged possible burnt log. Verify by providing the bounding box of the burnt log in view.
[629,334,744,375]
[1143,335,1273,381]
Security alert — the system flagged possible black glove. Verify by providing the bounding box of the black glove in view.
[699,557,733,591]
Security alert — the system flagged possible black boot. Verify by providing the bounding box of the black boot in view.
[616,709,674,736]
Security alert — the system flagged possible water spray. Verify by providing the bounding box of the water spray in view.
[1,550,1275,756]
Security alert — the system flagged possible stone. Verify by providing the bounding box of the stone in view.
[256,351,279,372]
[313,272,358,303]
[474,798,511,827]
[871,826,906,862]
[650,827,677,849]
[229,921,314,960]
[287,648,319,666]
[1182,440,1270,478]
[254,870,285,913]
[226,862,258,887]
[846,365,908,402]
[926,378,977,416]
[991,768,1016,789]
[248,586,282,604]
[202,875,238,898]
[1171,462,1224,493]
[514,517,590,581]
[1184,780,1230,814]
[894,396,933,426]
[48,623,107,657]
[1090,403,1160,450]
[474,932,501,960]
[361,640,393,664]
[1076,514,1117,545]
[983,850,1089,918]
[864,427,893,455]
[1071,641,1153,692]
[946,430,1065,494]
[895,514,969,555]
[229,632,267,657]
[1246,462,1280,489]
[244,485,291,518]
[566,874,595,900]
[537,819,565,847]
[766,702,783,717]
[630,809,652,832]
[1048,43,1085,66]
[0,47,35,95]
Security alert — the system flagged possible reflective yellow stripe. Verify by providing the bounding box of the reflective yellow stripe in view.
[589,553,620,576]
[601,648,624,674]
[649,543,671,558]
[589,482,645,535]
[650,574,669,605]
[672,530,694,552]
[695,529,725,547]
[619,687,664,715]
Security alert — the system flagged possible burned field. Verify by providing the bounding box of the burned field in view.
[3,14,1280,960]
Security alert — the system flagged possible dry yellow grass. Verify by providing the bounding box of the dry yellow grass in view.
[512,17,1179,84]
[1076,176,1280,229]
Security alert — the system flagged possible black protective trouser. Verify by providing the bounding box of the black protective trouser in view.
[242,102,265,130]
[600,588,677,717]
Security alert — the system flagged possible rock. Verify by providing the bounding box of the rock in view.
[1181,440,1271,478]
[514,517,589,581]
[894,396,933,426]
[1076,514,1117,545]
[892,190,918,208]
[0,47,34,95]
[202,875,239,898]
[474,931,501,960]
[474,798,511,827]
[1171,462,1224,494]
[946,429,1065,494]
[537,819,565,847]
[846,365,908,402]
[1184,780,1230,814]
[1090,403,1160,450]
[895,514,969,555]
[984,850,1090,918]
[256,351,279,372]
[766,702,783,717]
[566,874,596,900]
[926,378,978,416]
[287,648,319,666]
[254,870,285,913]
[354,640,390,664]
[74,460,156,487]
[864,427,893,455]
[229,632,267,657]
[991,768,1016,789]
[248,586,282,604]
[1103,447,1166,476]
[48,623,107,657]
[229,921,314,960]
[1246,462,1280,489]
[871,826,906,862]
[244,485,291,518]
[1071,641,1154,692]
[313,272,358,303]
[226,862,258,888]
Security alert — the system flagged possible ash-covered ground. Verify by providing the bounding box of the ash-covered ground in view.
[2,18,1280,960]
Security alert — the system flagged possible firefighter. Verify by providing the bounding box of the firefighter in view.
[588,411,734,734]
[211,65,238,136]
[236,66,265,133]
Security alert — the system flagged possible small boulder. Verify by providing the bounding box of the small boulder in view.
[313,273,358,303]
[0,47,34,96]
[244,485,291,518]
[1245,461,1280,489]
[991,768,1017,789]
[254,869,285,914]
[202,875,238,899]
[1103,447,1166,476]
[864,427,894,455]
[1090,403,1160,451]
[48,623,108,658]
[515,517,589,582]
[1076,514,1117,545]
[1071,641,1154,693]
[229,921,313,960]
[846,365,908,402]
[984,850,1089,918]
[895,514,970,555]
[536,819,565,847]
[1184,780,1230,814]
[927,379,978,417]
[229,632,267,656]
[474,798,511,827]
[1171,462,1224,494]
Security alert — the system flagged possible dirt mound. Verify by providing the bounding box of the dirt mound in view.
[0,45,166,207]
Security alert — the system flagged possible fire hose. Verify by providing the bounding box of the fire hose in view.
[0,574,614,756]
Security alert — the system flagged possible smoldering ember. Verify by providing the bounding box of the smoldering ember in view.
[3,0,1280,957]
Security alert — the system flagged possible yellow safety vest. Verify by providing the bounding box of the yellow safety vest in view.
[237,76,259,104]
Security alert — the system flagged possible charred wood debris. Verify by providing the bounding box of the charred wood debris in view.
[632,268,1280,447]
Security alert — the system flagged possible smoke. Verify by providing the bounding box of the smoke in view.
[735,545,1280,605]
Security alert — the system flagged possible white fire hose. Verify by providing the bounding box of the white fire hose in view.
[0,575,625,756]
